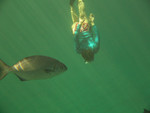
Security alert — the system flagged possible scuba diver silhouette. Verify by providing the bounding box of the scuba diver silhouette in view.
[70,0,100,63]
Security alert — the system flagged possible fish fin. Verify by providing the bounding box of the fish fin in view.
[15,74,27,81]
[0,60,10,80]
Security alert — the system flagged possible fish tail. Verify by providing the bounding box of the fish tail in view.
[0,60,10,80]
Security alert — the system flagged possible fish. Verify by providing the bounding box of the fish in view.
[144,109,150,113]
[0,55,67,81]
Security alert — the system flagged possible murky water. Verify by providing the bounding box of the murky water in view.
[0,0,150,113]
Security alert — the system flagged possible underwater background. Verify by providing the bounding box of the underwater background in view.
[0,0,150,113]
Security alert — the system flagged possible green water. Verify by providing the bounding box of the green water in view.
[0,0,150,113]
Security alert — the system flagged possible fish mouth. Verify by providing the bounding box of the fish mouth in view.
[61,63,67,71]
[63,64,67,71]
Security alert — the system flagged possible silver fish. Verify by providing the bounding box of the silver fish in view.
[0,55,67,81]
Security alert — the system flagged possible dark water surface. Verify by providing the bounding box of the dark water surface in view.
[0,0,150,113]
